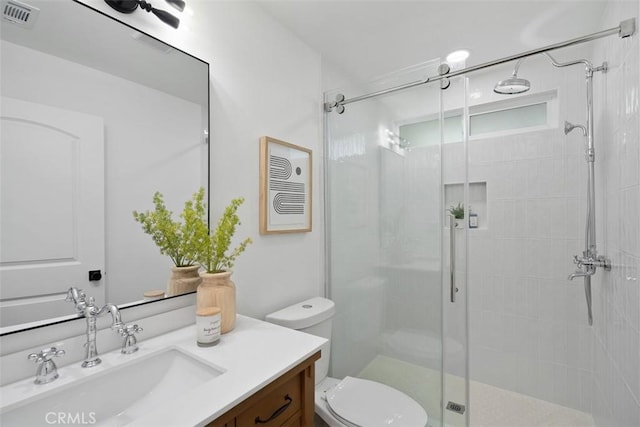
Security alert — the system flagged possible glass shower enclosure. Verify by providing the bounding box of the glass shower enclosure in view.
[325,43,601,427]
[325,59,469,427]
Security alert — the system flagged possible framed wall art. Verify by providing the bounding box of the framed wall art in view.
[259,136,312,234]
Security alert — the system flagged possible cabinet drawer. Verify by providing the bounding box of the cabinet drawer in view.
[237,373,301,427]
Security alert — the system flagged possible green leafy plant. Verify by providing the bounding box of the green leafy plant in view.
[199,197,252,273]
[133,188,208,267]
[447,202,465,219]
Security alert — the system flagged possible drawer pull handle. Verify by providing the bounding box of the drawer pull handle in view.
[254,394,293,424]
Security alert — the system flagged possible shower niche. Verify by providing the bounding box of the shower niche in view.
[444,182,487,229]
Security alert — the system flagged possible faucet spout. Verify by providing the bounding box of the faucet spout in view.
[568,269,594,280]
[98,303,123,330]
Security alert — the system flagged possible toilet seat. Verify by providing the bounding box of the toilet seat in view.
[324,376,428,427]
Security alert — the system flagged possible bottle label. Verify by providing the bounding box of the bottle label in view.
[197,314,221,345]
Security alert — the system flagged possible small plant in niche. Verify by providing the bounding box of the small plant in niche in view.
[132,188,208,267]
[198,197,252,273]
[447,202,465,219]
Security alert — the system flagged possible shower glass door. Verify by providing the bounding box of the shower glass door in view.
[325,59,469,427]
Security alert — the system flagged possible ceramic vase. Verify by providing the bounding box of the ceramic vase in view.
[197,271,236,334]
[167,265,202,297]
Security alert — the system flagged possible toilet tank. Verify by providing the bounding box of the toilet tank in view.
[265,297,335,384]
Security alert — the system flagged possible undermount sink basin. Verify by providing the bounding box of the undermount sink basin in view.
[0,348,224,426]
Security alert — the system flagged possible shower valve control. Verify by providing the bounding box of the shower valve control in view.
[573,254,611,271]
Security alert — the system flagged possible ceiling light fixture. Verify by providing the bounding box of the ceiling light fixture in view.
[104,0,183,29]
[446,49,470,63]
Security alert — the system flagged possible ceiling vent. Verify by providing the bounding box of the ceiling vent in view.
[2,0,39,28]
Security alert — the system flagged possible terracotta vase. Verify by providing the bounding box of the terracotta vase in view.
[197,271,236,334]
[167,265,202,297]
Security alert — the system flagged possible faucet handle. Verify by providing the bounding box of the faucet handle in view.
[28,347,65,384]
[120,324,143,337]
[116,323,142,335]
[127,324,143,334]
[65,287,86,302]
[28,347,65,363]
[119,324,143,354]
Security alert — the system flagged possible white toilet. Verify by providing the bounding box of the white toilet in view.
[266,297,428,427]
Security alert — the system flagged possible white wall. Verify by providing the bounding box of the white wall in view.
[592,2,640,426]
[79,0,325,319]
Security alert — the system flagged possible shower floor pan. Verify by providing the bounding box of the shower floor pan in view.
[358,355,595,427]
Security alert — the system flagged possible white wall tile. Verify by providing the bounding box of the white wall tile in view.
[591,1,640,425]
[579,368,594,413]
[516,355,541,397]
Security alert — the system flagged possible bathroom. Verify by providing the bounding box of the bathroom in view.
[0,0,638,426]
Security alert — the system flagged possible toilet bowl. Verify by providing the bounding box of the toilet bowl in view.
[266,297,428,427]
[316,376,427,427]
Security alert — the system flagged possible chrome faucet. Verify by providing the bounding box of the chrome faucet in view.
[569,252,611,280]
[568,252,611,326]
[66,287,125,368]
[568,269,595,281]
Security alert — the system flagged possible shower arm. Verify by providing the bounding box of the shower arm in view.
[511,52,600,256]
[511,53,594,76]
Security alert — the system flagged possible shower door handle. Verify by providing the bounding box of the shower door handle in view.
[449,215,457,303]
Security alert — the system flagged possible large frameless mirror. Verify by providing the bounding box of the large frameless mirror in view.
[0,0,209,333]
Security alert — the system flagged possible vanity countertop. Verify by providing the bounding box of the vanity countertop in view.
[0,314,326,427]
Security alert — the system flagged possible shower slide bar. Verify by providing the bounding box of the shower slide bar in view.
[324,18,635,114]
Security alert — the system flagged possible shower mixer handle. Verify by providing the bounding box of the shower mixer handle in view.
[573,254,611,271]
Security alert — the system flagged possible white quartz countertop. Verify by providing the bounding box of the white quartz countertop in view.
[0,315,326,427]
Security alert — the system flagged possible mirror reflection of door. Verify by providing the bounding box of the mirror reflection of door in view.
[0,97,105,327]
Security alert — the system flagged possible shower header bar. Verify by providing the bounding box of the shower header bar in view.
[324,18,636,114]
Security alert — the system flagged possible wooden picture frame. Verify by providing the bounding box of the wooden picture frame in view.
[259,136,312,234]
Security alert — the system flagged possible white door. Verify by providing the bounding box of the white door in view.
[0,97,105,327]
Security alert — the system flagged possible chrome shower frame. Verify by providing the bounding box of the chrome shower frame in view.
[324,18,635,113]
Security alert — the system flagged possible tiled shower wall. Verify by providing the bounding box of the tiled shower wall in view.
[592,2,640,426]
[462,126,594,412]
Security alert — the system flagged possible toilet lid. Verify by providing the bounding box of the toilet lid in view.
[325,376,428,427]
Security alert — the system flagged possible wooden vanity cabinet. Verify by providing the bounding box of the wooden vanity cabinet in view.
[207,351,320,427]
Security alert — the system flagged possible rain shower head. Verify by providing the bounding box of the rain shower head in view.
[493,76,531,94]
[494,57,531,95]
